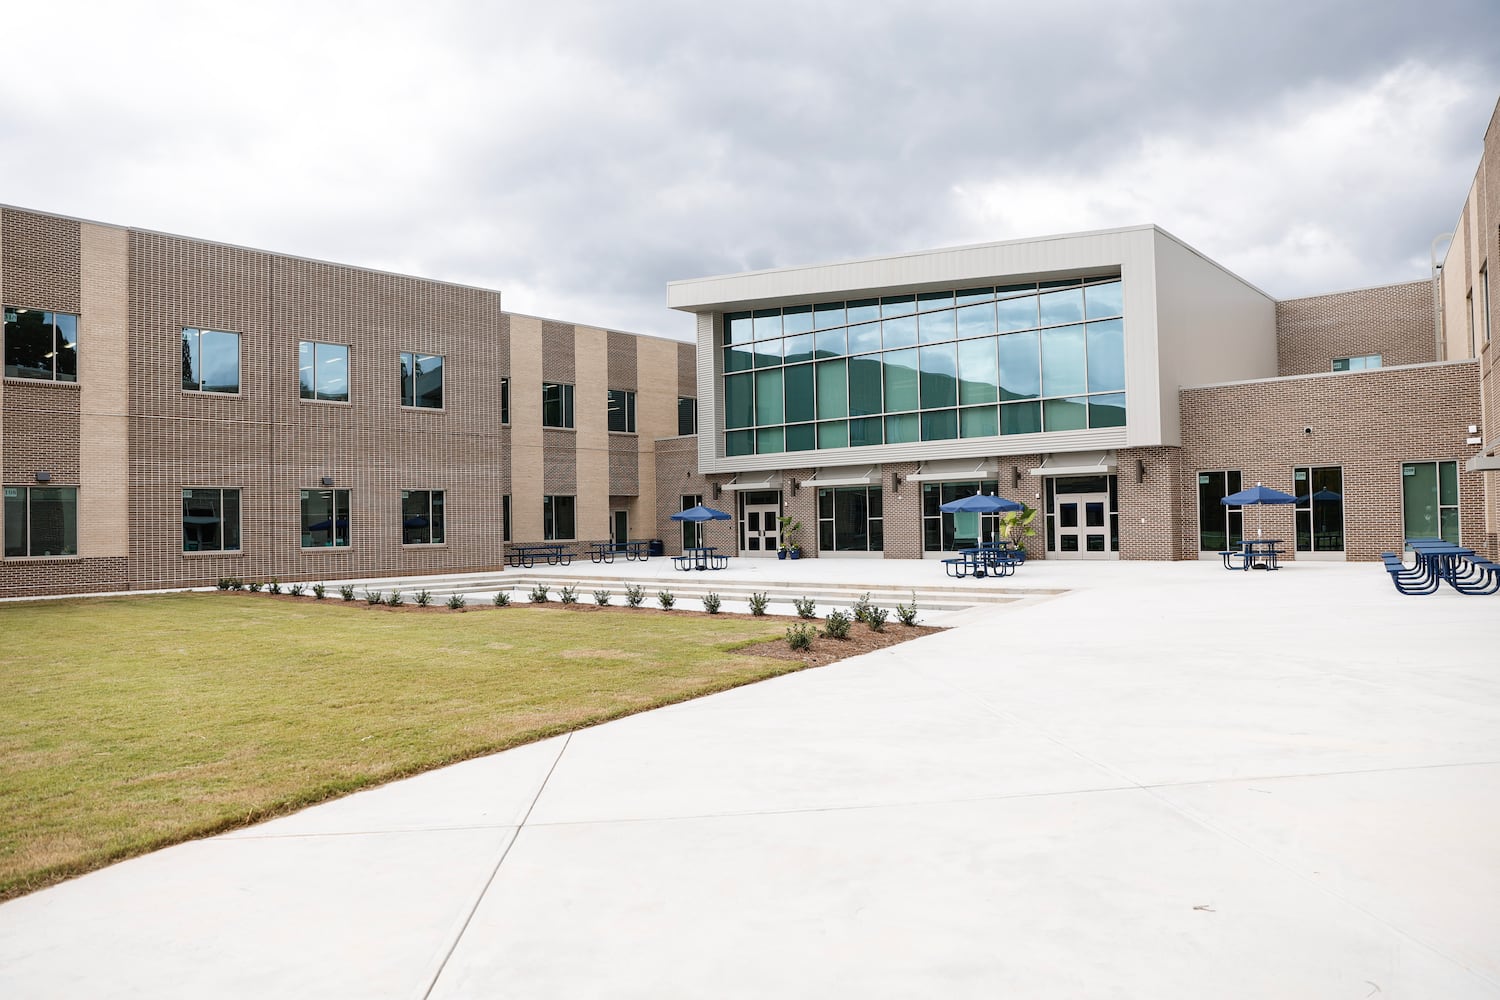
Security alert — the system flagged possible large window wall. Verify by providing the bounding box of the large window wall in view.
[922,480,1001,551]
[721,276,1125,456]
[817,486,883,552]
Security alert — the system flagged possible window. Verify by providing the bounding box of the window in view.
[543,383,574,428]
[400,352,443,408]
[402,490,445,545]
[1467,290,1477,357]
[1402,461,1459,544]
[1332,354,1381,372]
[1292,467,1343,552]
[922,480,1001,551]
[817,486,883,552]
[681,493,704,548]
[678,397,697,436]
[299,342,349,402]
[182,327,240,393]
[500,377,510,424]
[4,307,78,382]
[502,494,511,542]
[4,486,77,556]
[543,495,575,540]
[1197,471,1243,552]
[301,489,350,548]
[608,389,637,432]
[183,488,241,552]
[1482,264,1492,344]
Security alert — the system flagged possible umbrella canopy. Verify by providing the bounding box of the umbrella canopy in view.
[670,504,733,522]
[1295,488,1344,503]
[939,492,1024,514]
[1219,483,1297,539]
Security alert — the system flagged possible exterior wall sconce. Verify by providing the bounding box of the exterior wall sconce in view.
[891,473,903,494]
[786,477,800,496]
[320,476,335,486]
[1136,459,1147,483]
[35,471,51,483]
[1011,465,1021,488]
[711,482,721,500]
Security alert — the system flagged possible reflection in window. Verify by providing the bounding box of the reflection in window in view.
[400,352,443,408]
[4,308,78,382]
[1401,461,1459,544]
[299,341,350,401]
[542,382,574,427]
[1332,354,1381,372]
[402,490,445,545]
[301,489,351,548]
[608,389,637,432]
[677,396,697,436]
[543,495,576,540]
[182,327,240,393]
[501,377,511,424]
[1197,471,1242,552]
[922,480,1000,551]
[182,488,241,552]
[4,485,78,556]
[818,486,883,551]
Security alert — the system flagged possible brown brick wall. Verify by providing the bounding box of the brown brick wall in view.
[541,429,578,495]
[654,435,710,554]
[1180,363,1484,561]
[1276,280,1435,376]
[2,382,81,482]
[1,208,81,314]
[608,435,640,496]
[677,342,696,398]
[0,557,128,599]
[1117,446,1188,560]
[607,331,637,390]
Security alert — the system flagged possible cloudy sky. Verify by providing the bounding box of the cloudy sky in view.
[5,1,1498,341]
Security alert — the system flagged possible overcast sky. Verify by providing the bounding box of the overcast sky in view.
[5,1,1498,341]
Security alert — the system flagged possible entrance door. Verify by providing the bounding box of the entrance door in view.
[741,502,780,556]
[611,509,628,545]
[1054,492,1111,560]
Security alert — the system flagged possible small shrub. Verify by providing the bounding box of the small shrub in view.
[822,609,852,640]
[312,582,327,600]
[748,591,770,616]
[339,584,356,602]
[216,578,232,591]
[415,589,433,607]
[446,593,467,610]
[247,581,262,593]
[794,596,816,619]
[287,582,305,597]
[785,622,815,651]
[657,590,675,610]
[559,586,578,604]
[493,590,511,607]
[593,589,612,606]
[386,590,405,607]
[865,605,889,632]
[228,578,244,591]
[364,589,383,605]
[850,592,873,624]
[625,584,646,608]
[895,595,920,627]
[529,584,550,603]
[702,592,721,614]
[267,578,282,595]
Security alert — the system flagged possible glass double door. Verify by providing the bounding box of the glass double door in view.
[1054,491,1111,559]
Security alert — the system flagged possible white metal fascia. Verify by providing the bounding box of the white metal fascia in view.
[1028,450,1118,477]
[799,465,881,488]
[904,458,1000,483]
[719,472,783,492]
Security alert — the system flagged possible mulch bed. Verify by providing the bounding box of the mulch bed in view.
[212,590,944,666]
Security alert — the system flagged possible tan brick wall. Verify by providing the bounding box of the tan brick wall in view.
[1180,363,1484,561]
[574,325,609,542]
[1276,281,1435,376]
[78,222,131,559]
[509,315,545,544]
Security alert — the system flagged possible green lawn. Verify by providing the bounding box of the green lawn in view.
[0,594,793,899]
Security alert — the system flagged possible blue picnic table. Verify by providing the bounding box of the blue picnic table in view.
[673,546,728,571]
[588,540,652,564]
[943,544,1023,579]
[1220,538,1286,571]
[1382,539,1499,595]
[506,543,575,568]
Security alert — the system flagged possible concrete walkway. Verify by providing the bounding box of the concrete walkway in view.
[2,560,1498,998]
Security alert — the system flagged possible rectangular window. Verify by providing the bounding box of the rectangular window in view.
[1467,291,1477,357]
[298,341,350,401]
[402,490,445,545]
[1197,471,1243,552]
[817,486,883,552]
[4,307,78,382]
[182,488,241,552]
[681,493,704,548]
[1331,354,1381,372]
[300,489,350,548]
[542,383,574,428]
[1401,461,1459,544]
[1292,467,1343,552]
[502,494,512,542]
[400,352,444,408]
[678,397,697,436]
[500,377,510,424]
[608,389,637,432]
[543,495,576,540]
[921,480,1001,551]
[1482,264,1492,344]
[4,486,78,556]
[182,327,240,393]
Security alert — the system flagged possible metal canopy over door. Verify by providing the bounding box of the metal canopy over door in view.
[739,490,781,556]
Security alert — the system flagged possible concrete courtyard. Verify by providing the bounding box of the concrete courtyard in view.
[1,558,1497,998]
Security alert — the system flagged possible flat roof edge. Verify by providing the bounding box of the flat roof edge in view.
[1181,358,1478,391]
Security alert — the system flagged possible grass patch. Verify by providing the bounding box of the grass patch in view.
[0,593,794,900]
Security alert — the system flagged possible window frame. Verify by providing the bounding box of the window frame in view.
[3,485,79,558]
[4,306,79,383]
[182,487,242,553]
[608,388,637,433]
[1331,353,1382,372]
[400,351,445,410]
[680,493,704,548]
[181,326,242,395]
[678,397,697,436]
[502,494,512,542]
[1400,460,1460,546]
[300,488,352,550]
[1481,264,1492,345]
[542,494,576,540]
[500,377,510,425]
[401,489,446,546]
[298,341,351,403]
[542,382,575,428]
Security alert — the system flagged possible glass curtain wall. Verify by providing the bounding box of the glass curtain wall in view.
[722,276,1125,456]
[921,480,1001,551]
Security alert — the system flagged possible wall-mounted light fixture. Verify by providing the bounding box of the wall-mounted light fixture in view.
[34,471,51,483]
[786,477,800,496]
[1011,465,1021,489]
[891,473,903,495]
[321,476,335,486]
[711,482,721,500]
[1136,458,1147,483]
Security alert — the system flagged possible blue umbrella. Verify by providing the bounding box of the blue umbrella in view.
[669,504,732,522]
[1220,483,1297,538]
[938,492,1024,514]
[1295,489,1343,503]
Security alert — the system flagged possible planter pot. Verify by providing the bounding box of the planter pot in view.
[777,550,787,560]
[789,548,801,560]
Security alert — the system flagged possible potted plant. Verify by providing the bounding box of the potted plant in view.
[997,504,1038,558]
[778,515,803,559]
